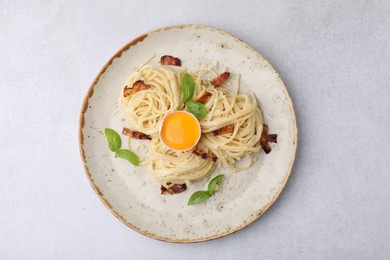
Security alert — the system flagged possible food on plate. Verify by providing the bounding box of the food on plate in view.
[160,111,201,151]
[104,128,140,166]
[210,72,230,87]
[160,183,187,195]
[121,62,182,136]
[116,55,277,198]
[260,124,278,154]
[148,136,216,187]
[188,174,224,205]
[122,127,151,140]
[160,55,182,66]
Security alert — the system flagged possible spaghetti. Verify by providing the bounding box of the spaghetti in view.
[120,57,265,187]
[192,65,263,171]
[148,137,215,186]
[121,64,184,136]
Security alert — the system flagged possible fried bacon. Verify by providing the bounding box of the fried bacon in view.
[160,183,187,195]
[122,127,151,140]
[160,55,182,66]
[260,124,278,154]
[123,80,150,97]
[196,92,212,104]
[210,72,230,87]
[212,123,234,136]
[193,148,218,162]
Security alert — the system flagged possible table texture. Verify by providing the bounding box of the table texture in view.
[1,1,389,259]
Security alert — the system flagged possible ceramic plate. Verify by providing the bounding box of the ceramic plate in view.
[79,25,297,242]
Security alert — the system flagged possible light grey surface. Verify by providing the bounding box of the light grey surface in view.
[1,0,389,259]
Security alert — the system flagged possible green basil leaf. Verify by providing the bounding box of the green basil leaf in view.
[115,149,140,166]
[188,190,210,205]
[207,174,224,195]
[182,73,195,102]
[186,100,207,119]
[104,128,121,152]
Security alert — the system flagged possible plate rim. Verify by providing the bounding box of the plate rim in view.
[78,24,298,243]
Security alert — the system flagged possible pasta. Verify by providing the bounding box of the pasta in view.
[148,137,215,185]
[120,57,264,188]
[192,65,263,171]
[121,64,185,136]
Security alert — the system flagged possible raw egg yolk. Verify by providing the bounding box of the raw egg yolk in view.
[160,111,201,151]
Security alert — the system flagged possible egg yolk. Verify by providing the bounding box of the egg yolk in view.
[160,111,201,151]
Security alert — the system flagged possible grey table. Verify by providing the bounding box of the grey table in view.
[1,1,389,259]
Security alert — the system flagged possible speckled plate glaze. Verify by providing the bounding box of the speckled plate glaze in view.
[79,25,297,243]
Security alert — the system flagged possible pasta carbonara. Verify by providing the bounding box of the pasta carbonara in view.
[120,55,265,188]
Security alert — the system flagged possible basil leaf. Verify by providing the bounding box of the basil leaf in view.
[182,73,195,102]
[186,100,207,119]
[207,174,224,195]
[104,128,121,152]
[188,191,210,205]
[115,149,140,166]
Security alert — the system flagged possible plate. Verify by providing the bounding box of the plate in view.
[79,25,297,242]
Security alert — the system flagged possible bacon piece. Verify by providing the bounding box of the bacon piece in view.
[123,80,150,97]
[160,183,187,195]
[193,148,218,162]
[210,72,230,87]
[160,55,182,66]
[196,92,212,104]
[212,123,234,136]
[260,124,278,154]
[122,127,151,140]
